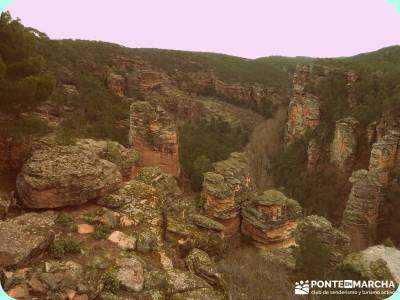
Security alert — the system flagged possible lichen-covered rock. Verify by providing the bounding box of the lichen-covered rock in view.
[130,101,180,177]
[0,211,57,267]
[76,139,139,178]
[189,215,225,232]
[295,215,350,267]
[100,180,164,252]
[116,257,144,292]
[241,190,302,248]
[334,246,400,298]
[342,170,383,251]
[330,117,359,171]
[165,270,210,294]
[202,152,252,236]
[185,248,228,298]
[17,139,126,208]
[107,73,125,97]
[165,217,226,255]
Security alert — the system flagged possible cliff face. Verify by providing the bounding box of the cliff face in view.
[241,190,302,248]
[107,73,125,97]
[129,101,180,178]
[330,117,360,171]
[285,65,325,146]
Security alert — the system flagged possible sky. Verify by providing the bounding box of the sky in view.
[4,0,400,59]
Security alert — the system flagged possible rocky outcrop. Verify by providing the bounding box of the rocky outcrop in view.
[130,101,180,177]
[127,70,164,95]
[330,117,359,171]
[285,65,325,146]
[368,131,400,185]
[341,170,383,251]
[107,73,125,97]
[295,215,350,267]
[0,211,57,267]
[334,246,400,298]
[241,190,302,248]
[17,139,137,208]
[202,152,252,236]
[0,135,32,175]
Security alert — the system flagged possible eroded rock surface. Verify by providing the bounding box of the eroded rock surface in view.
[0,211,57,267]
[16,139,136,208]
[202,152,252,236]
[130,101,180,177]
[341,170,383,251]
[241,190,302,248]
[330,117,359,171]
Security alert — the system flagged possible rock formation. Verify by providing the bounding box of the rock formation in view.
[241,190,302,248]
[130,101,180,177]
[0,211,56,267]
[285,65,325,145]
[295,215,350,267]
[17,139,138,208]
[368,131,400,185]
[202,152,252,236]
[335,245,400,297]
[341,170,383,251]
[330,117,359,171]
[107,73,125,97]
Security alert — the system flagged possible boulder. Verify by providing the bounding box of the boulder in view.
[16,139,137,208]
[116,257,144,292]
[241,190,302,248]
[0,211,57,267]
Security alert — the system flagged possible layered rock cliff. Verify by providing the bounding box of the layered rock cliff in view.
[341,170,383,251]
[284,65,326,145]
[129,101,180,178]
[202,152,252,236]
[330,117,360,171]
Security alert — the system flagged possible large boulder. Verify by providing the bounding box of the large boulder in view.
[0,211,57,267]
[17,139,137,209]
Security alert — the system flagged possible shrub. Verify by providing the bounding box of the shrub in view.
[55,212,74,227]
[50,239,81,258]
[102,269,120,292]
[93,224,112,240]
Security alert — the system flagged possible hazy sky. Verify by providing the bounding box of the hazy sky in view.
[6,0,400,59]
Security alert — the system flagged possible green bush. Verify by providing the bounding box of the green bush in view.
[102,269,120,292]
[93,224,112,240]
[50,239,81,258]
[55,213,74,227]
